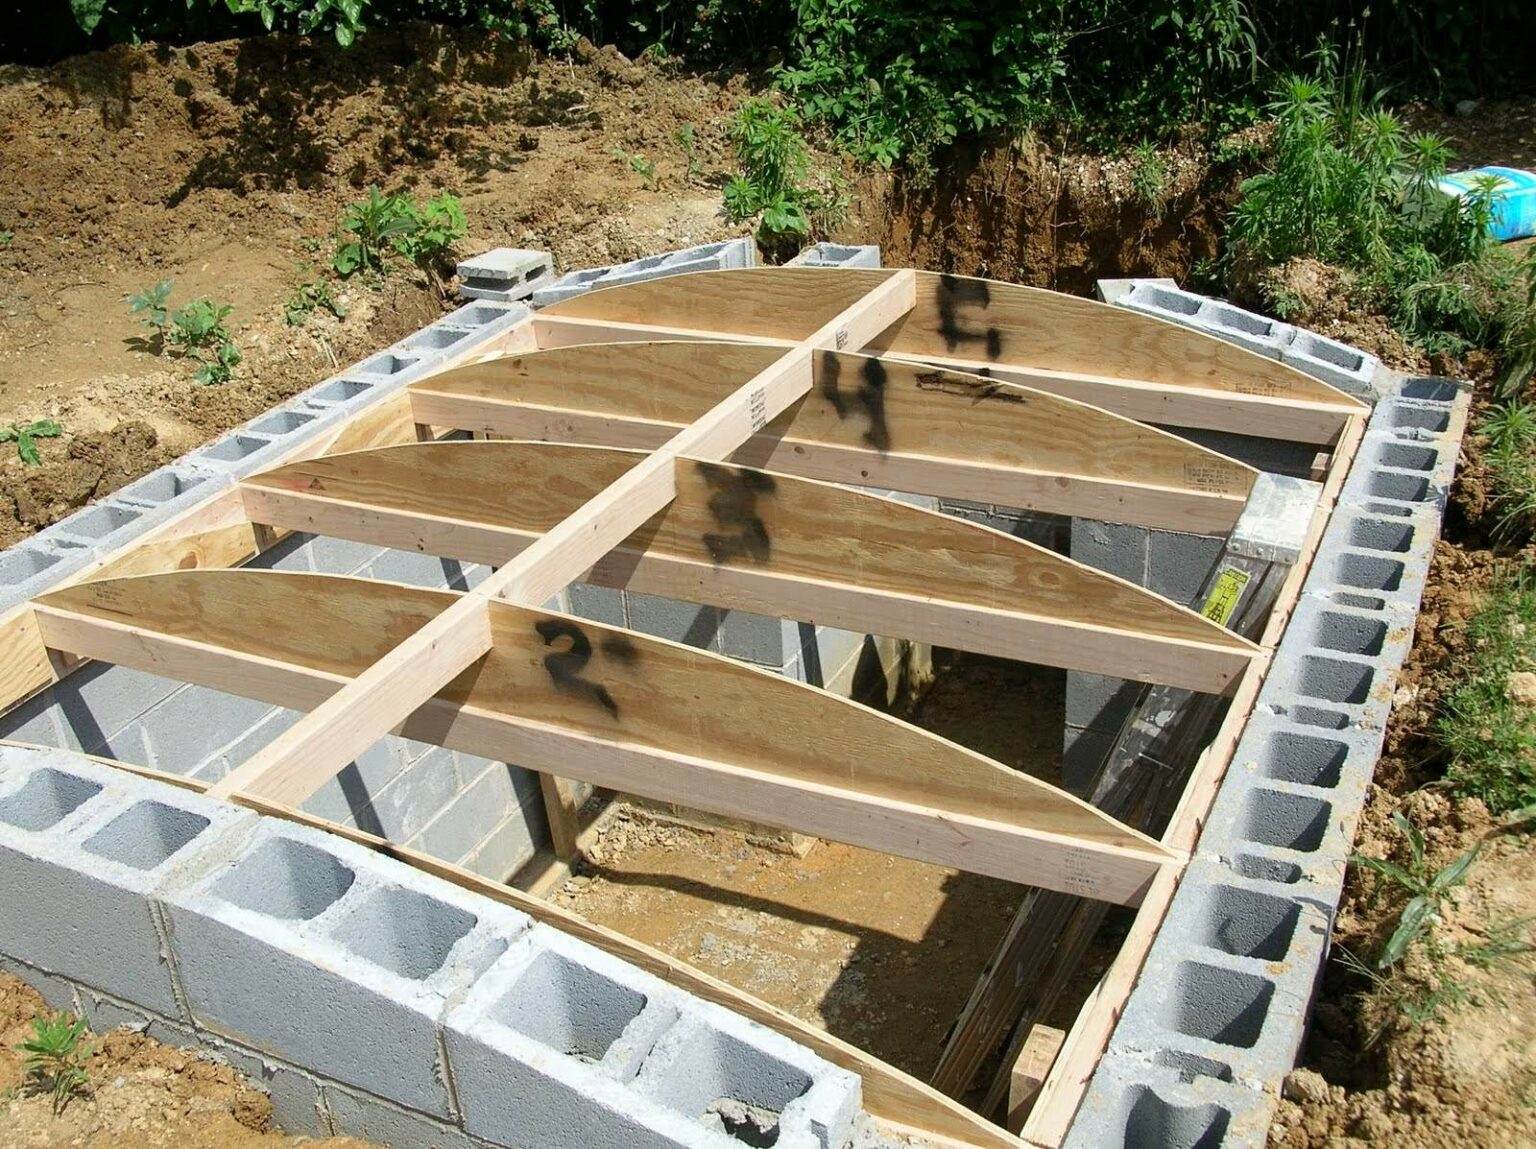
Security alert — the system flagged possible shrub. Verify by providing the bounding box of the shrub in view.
[333,186,466,277]
[722,99,845,250]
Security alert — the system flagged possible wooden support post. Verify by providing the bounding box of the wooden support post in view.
[1007,1025,1066,1134]
[210,270,918,810]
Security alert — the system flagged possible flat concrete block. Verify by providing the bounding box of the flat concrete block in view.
[212,1039,333,1138]
[1,953,82,1015]
[411,758,535,865]
[0,744,255,1019]
[137,685,280,773]
[1069,519,1148,583]
[568,581,626,627]
[786,242,882,269]
[460,806,542,882]
[161,818,528,1116]
[1145,530,1223,606]
[719,609,797,666]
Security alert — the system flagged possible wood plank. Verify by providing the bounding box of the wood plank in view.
[211,272,917,809]
[34,568,1174,904]
[536,269,1368,439]
[40,748,1022,1149]
[1007,1025,1066,1134]
[240,442,1257,689]
[406,342,1257,532]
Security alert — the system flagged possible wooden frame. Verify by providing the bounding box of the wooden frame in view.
[0,265,1372,1148]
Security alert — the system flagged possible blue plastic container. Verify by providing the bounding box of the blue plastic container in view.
[1436,166,1536,242]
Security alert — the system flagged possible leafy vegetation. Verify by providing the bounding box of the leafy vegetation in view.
[1228,46,1536,374]
[17,1011,92,1114]
[128,280,241,384]
[1435,564,1536,813]
[0,420,63,466]
[722,99,844,249]
[1352,811,1481,970]
[1129,142,1169,214]
[284,276,347,326]
[333,186,466,278]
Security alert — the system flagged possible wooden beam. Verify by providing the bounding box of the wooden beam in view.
[406,342,1257,532]
[207,271,919,808]
[1007,1025,1066,1134]
[534,269,1368,441]
[41,748,1022,1149]
[34,569,1174,904]
[239,442,1257,690]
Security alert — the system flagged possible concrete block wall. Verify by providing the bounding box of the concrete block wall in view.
[1064,373,1468,1148]
[0,743,865,1149]
[530,238,756,306]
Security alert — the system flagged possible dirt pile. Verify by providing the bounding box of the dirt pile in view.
[0,971,375,1147]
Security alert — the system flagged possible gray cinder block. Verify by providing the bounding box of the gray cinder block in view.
[531,238,756,307]
[160,818,528,1116]
[456,248,554,303]
[785,242,882,269]
[1281,328,1380,398]
[0,745,255,1019]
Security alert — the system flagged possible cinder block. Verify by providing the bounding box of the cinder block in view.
[1193,299,1294,359]
[0,744,255,1019]
[212,1040,333,1138]
[457,248,554,303]
[719,609,797,666]
[411,758,532,864]
[324,1083,478,1148]
[1145,530,1223,606]
[1281,328,1380,398]
[786,242,882,269]
[21,660,183,754]
[531,239,756,307]
[1095,277,1175,305]
[461,808,542,882]
[445,924,692,1147]
[365,547,475,590]
[1069,519,1148,583]
[350,745,460,844]
[569,581,627,627]
[161,818,528,1116]
[626,592,722,650]
[300,740,413,833]
[0,953,82,1014]
[137,685,281,774]
[632,1000,861,1149]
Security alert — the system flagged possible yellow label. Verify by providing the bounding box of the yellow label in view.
[1201,566,1251,627]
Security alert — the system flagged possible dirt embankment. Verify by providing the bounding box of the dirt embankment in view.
[0,27,762,548]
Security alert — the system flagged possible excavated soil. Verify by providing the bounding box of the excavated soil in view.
[0,971,374,1147]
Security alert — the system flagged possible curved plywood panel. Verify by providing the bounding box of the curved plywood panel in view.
[35,570,1174,905]
[536,268,1367,439]
[240,441,1257,690]
[407,342,1256,532]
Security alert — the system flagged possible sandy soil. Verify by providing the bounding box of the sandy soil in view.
[0,972,374,1147]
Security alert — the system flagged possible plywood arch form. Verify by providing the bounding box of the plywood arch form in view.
[532,268,1368,440]
[407,342,1257,532]
[238,440,1257,691]
[34,569,1174,905]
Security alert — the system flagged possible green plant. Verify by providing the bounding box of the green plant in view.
[674,125,701,183]
[1437,564,1536,809]
[1129,141,1168,213]
[168,299,241,385]
[285,278,348,326]
[722,99,842,247]
[0,420,63,466]
[1352,811,1480,969]
[612,147,658,190]
[128,279,174,345]
[17,1011,91,1114]
[127,281,240,384]
[0,229,12,248]
[334,187,466,277]
[334,186,418,277]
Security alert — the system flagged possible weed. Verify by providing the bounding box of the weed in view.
[334,187,466,277]
[0,229,12,248]
[674,125,701,183]
[1352,811,1480,969]
[333,186,418,277]
[612,147,658,190]
[126,281,239,384]
[1129,141,1168,213]
[17,1011,91,1114]
[128,279,173,347]
[285,278,348,326]
[1436,564,1536,811]
[722,98,845,249]
[0,420,62,466]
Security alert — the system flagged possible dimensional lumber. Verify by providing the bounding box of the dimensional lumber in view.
[405,342,1258,533]
[534,268,1368,441]
[205,270,919,809]
[75,751,1024,1149]
[239,441,1258,690]
[33,568,1172,905]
